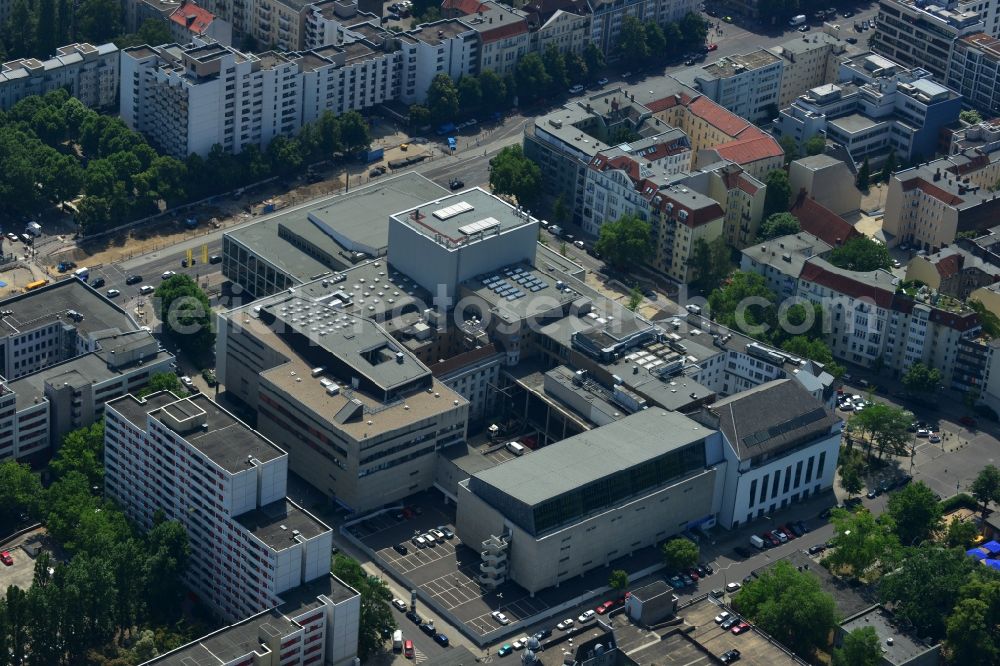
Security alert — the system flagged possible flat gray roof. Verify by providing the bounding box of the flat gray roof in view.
[226,172,447,282]
[0,278,136,338]
[741,232,832,278]
[277,573,358,614]
[470,408,713,507]
[391,187,536,248]
[829,112,880,134]
[709,379,839,461]
[149,393,286,473]
[235,499,329,551]
[147,608,298,665]
[461,261,582,324]
[840,606,935,665]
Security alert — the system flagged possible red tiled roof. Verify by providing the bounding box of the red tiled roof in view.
[170,2,215,34]
[789,195,862,247]
[688,96,751,136]
[933,253,963,278]
[645,92,694,113]
[736,176,760,196]
[441,0,488,14]
[715,134,783,165]
[479,20,529,41]
[799,261,895,308]
[900,177,964,206]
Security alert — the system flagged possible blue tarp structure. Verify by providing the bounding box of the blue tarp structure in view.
[983,540,1000,555]
[968,548,988,560]
[984,559,1000,571]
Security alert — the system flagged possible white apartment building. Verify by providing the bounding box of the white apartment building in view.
[0,42,118,110]
[872,0,984,80]
[680,49,783,123]
[106,392,332,617]
[588,0,696,55]
[768,32,849,108]
[398,20,479,103]
[463,2,531,76]
[948,32,1000,116]
[300,42,401,118]
[528,2,591,56]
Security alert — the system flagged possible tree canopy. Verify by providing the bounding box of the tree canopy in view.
[762,169,791,218]
[609,569,629,591]
[758,212,800,240]
[691,236,731,289]
[886,481,942,546]
[489,145,543,209]
[153,275,214,358]
[733,561,837,659]
[971,464,1000,518]
[661,538,699,572]
[138,372,187,399]
[426,74,460,124]
[825,508,898,578]
[846,402,913,462]
[902,362,942,398]
[594,213,653,269]
[332,554,396,661]
[50,421,105,487]
[833,626,882,666]
[828,236,891,272]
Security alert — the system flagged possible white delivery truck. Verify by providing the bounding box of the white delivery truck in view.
[74,267,90,281]
[393,630,403,652]
[750,534,766,550]
[788,14,806,25]
[25,221,42,237]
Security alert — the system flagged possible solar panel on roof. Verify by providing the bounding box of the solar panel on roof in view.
[432,201,474,220]
[506,294,518,301]
[530,285,541,292]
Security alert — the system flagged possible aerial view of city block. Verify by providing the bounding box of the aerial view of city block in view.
[1,0,1000,663]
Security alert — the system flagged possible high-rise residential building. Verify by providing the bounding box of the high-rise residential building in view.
[106,390,361,665]
[948,32,1000,116]
[0,43,118,110]
[871,0,984,80]
[768,32,850,108]
[397,20,479,103]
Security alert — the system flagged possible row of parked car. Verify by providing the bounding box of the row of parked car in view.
[495,600,619,657]
[667,561,714,589]
[402,525,455,551]
[751,520,809,549]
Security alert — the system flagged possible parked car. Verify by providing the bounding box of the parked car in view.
[435,633,449,647]
[788,523,803,537]
[732,622,751,635]
[392,598,408,612]
[492,611,510,625]
[420,622,436,637]
[916,428,930,438]
[721,616,739,630]
[578,610,596,623]
[721,649,742,663]
[106,289,121,298]
[596,601,615,614]
[795,520,809,534]
[556,618,574,630]
[929,433,942,443]
[569,84,585,94]
[808,544,827,555]
[422,532,436,546]
[707,42,718,50]
[6,233,18,243]
[0,551,12,566]
[449,178,465,190]
[125,274,143,285]
[404,640,414,659]
[161,270,176,280]
[533,628,552,641]
[725,582,742,593]
[439,526,454,539]
[715,611,731,624]
[393,543,408,555]
[596,77,609,86]
[429,528,446,540]
[209,254,223,264]
[405,610,421,624]
[497,644,513,657]
[867,487,879,499]
[411,535,427,548]
[512,637,528,650]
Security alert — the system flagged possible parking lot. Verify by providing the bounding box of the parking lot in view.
[0,528,58,592]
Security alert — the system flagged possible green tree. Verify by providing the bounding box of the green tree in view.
[594,213,652,269]
[627,285,643,311]
[479,69,508,110]
[971,464,1000,518]
[857,157,870,190]
[542,43,569,90]
[566,52,589,85]
[708,271,775,332]
[661,537,699,572]
[679,12,709,49]
[758,212,800,240]
[333,554,396,661]
[426,73,460,124]
[804,135,826,156]
[552,193,569,225]
[961,109,983,125]
[644,21,666,60]
[833,626,882,666]
[619,16,649,60]
[825,508,898,578]
[609,569,629,591]
[880,148,897,183]
[583,41,605,75]
[457,75,482,112]
[35,0,56,57]
[886,481,942,545]
[847,402,913,462]
[841,460,864,497]
[408,104,431,128]
[489,145,542,209]
[153,274,214,358]
[4,0,37,58]
[946,518,980,549]
[139,371,186,398]
[0,461,43,525]
[946,598,998,665]
[901,362,943,399]
[51,421,105,487]
[339,110,371,153]
[732,560,836,658]
[779,135,799,164]
[691,236,731,288]
[75,0,122,43]
[144,519,190,620]
[514,53,551,102]
[266,135,303,176]
[828,235,891,271]
[762,169,791,218]
[878,544,978,640]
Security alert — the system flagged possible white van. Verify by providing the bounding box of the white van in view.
[506,441,526,456]
[393,630,403,652]
[139,285,155,295]
[74,267,89,280]
[750,534,766,550]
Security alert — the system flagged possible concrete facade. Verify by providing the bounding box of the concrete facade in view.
[0,43,118,111]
